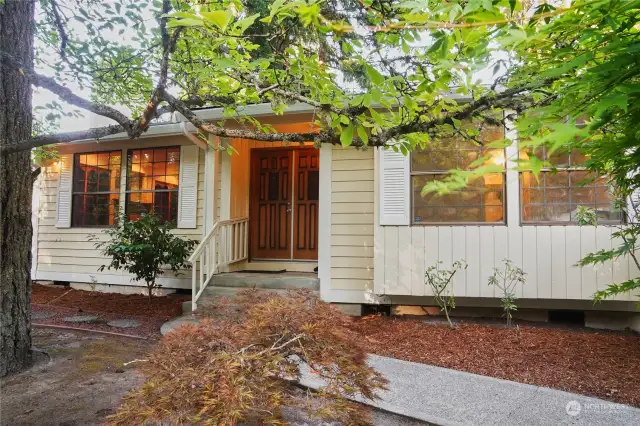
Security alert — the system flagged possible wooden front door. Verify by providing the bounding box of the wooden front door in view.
[250,148,319,260]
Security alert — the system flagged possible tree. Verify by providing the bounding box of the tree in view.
[96,213,197,303]
[0,0,36,377]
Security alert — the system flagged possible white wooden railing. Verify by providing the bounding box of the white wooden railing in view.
[189,217,249,310]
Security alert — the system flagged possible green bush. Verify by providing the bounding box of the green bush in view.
[95,213,197,302]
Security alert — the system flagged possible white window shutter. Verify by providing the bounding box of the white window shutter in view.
[379,147,410,225]
[627,189,640,223]
[55,154,73,228]
[177,145,199,228]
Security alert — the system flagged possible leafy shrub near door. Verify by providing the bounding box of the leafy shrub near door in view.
[95,213,197,302]
[108,290,387,426]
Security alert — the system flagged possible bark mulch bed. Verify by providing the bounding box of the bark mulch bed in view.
[31,304,165,339]
[32,282,189,319]
[352,315,640,407]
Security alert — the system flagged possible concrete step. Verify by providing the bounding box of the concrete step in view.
[205,272,320,291]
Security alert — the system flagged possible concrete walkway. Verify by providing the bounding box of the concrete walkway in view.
[300,354,640,426]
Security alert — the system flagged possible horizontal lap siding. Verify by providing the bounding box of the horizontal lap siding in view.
[35,137,205,289]
[378,225,637,301]
[331,147,374,291]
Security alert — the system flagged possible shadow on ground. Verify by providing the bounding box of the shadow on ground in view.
[1,328,152,426]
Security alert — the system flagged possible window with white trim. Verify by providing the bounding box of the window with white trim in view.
[71,150,122,227]
[125,147,180,223]
[411,125,506,224]
[520,147,621,224]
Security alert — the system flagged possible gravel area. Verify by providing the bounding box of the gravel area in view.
[352,315,640,407]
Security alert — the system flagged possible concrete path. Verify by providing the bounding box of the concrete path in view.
[299,354,640,426]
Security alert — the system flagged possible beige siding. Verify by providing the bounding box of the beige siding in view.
[330,147,375,292]
[35,135,204,289]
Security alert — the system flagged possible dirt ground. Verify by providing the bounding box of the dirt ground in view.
[0,328,152,426]
[353,315,640,407]
[1,328,426,426]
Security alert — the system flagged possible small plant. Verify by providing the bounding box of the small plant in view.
[488,259,527,327]
[32,145,61,167]
[108,290,387,425]
[96,213,197,303]
[425,260,467,329]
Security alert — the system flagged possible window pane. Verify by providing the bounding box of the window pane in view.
[412,124,504,172]
[412,174,504,223]
[125,146,180,225]
[521,170,620,223]
[71,193,119,227]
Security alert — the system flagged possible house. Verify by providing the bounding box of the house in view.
[31,102,640,329]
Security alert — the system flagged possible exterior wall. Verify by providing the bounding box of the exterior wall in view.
[34,135,205,290]
[320,145,385,304]
[373,146,640,307]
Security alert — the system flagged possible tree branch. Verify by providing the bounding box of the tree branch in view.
[50,0,68,59]
[1,125,126,155]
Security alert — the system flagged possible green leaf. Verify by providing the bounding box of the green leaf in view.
[201,11,233,29]
[340,123,354,146]
[356,125,369,144]
[167,18,203,28]
[365,64,385,86]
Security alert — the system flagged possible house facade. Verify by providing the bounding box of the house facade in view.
[31,103,639,323]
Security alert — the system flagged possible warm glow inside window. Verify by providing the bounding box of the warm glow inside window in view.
[72,151,122,227]
[125,147,180,223]
[410,125,506,224]
[520,147,621,223]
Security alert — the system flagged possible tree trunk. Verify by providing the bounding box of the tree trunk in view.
[0,0,36,376]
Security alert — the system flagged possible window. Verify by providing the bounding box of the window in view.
[72,151,122,227]
[411,125,506,224]
[126,147,180,223]
[520,147,621,223]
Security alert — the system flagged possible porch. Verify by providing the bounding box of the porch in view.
[190,117,321,310]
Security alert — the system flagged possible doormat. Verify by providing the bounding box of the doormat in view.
[241,269,287,274]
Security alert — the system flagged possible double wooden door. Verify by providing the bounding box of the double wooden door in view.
[250,148,319,260]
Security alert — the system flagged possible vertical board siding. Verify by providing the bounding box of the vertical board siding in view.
[330,147,375,292]
[375,223,638,301]
[36,136,205,289]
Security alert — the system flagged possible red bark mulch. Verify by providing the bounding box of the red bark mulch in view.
[352,316,640,407]
[32,283,189,320]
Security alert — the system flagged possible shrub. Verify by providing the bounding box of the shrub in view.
[488,259,526,327]
[95,213,197,302]
[108,290,387,426]
[425,260,467,329]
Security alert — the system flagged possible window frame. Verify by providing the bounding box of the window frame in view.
[518,148,622,226]
[410,138,508,226]
[124,146,181,224]
[71,149,123,228]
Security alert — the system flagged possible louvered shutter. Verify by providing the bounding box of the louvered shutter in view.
[55,154,73,228]
[177,145,199,228]
[628,189,640,223]
[379,147,410,225]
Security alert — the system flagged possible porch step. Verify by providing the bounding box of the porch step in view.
[191,272,320,312]
[204,272,320,292]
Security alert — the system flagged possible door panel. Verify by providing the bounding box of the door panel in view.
[250,150,292,259]
[293,149,319,260]
[249,148,319,261]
